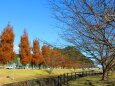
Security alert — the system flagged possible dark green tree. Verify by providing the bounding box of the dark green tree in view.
[61,46,93,63]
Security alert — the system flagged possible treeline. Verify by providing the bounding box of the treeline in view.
[0,24,94,69]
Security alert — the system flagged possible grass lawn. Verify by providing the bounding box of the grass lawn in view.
[67,74,115,86]
[0,69,74,85]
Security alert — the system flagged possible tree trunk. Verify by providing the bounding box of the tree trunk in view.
[102,70,108,80]
[38,65,41,69]
[32,64,34,69]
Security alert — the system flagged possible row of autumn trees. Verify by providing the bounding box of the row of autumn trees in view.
[0,24,94,69]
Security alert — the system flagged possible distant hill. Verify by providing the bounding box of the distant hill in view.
[60,46,93,63]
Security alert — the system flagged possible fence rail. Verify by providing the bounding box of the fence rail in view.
[56,71,102,86]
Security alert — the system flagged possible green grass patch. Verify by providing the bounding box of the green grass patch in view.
[68,75,115,86]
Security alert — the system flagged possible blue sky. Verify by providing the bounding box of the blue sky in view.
[0,0,68,53]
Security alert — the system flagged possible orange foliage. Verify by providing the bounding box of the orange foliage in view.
[41,45,51,65]
[0,24,16,64]
[31,39,42,65]
[19,30,32,65]
[42,45,61,66]
[46,49,62,66]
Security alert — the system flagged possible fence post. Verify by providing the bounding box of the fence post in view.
[63,74,66,85]
[82,72,84,77]
[75,72,77,80]
[71,73,72,80]
[86,71,87,76]
[60,75,62,86]
[66,73,69,85]
[58,76,60,86]
[58,76,62,86]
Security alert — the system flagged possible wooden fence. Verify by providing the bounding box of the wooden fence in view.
[4,71,102,86]
[55,71,102,86]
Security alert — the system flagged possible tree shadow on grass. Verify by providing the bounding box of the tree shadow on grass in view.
[106,81,115,86]
[97,80,115,86]
[85,80,95,86]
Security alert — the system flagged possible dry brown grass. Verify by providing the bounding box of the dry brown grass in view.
[0,69,73,85]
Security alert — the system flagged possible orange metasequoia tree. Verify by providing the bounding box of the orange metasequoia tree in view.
[47,49,62,67]
[31,39,42,69]
[41,45,51,67]
[0,24,16,65]
[19,30,32,68]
